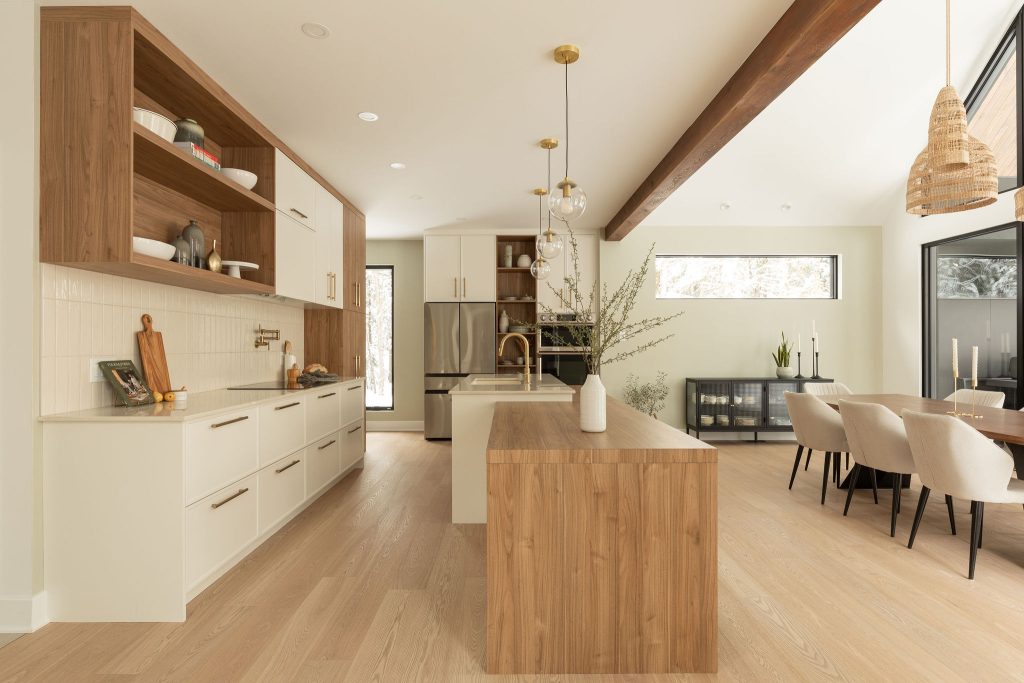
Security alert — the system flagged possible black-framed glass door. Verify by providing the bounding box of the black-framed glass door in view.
[923,223,1022,408]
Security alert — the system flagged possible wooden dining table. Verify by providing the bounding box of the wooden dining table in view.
[822,394,1024,478]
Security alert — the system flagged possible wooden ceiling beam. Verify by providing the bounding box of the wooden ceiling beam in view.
[604,0,881,241]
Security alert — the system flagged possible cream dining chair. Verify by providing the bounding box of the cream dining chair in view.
[805,382,854,470]
[785,392,849,505]
[944,389,1005,409]
[903,410,1024,579]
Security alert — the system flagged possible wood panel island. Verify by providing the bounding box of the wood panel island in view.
[486,396,718,675]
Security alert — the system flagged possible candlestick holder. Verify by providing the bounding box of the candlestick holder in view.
[946,374,967,416]
[970,384,983,419]
[811,352,821,379]
[795,352,805,379]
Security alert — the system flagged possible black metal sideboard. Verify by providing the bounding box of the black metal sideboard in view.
[684,377,834,441]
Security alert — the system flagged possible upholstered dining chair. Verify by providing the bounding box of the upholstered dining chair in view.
[805,382,854,469]
[943,389,1005,409]
[785,392,849,505]
[903,410,1024,579]
[839,400,954,538]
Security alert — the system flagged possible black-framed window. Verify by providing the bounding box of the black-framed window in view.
[365,265,394,410]
[655,255,839,299]
[964,9,1023,193]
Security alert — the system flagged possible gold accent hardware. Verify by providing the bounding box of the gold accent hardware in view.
[553,44,580,65]
[557,177,577,197]
[289,207,308,219]
[463,277,467,297]
[497,332,532,386]
[454,277,458,297]
[211,487,249,509]
[274,401,301,411]
[275,459,300,474]
[255,326,280,348]
[539,138,559,150]
[348,425,362,434]
[317,439,337,450]
[211,415,249,429]
[347,385,361,391]
[318,392,337,399]
[532,187,548,196]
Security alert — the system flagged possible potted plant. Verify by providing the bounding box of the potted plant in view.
[772,332,795,378]
[541,232,683,432]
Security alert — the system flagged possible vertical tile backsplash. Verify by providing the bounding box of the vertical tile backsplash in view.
[40,264,305,415]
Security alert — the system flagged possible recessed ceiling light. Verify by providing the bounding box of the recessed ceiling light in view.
[781,202,792,211]
[719,202,731,211]
[389,162,406,170]
[357,112,379,122]
[410,194,423,200]
[300,22,330,39]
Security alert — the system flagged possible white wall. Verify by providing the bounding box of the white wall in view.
[881,188,1018,394]
[598,224,883,433]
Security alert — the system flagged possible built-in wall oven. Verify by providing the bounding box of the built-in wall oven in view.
[538,314,593,386]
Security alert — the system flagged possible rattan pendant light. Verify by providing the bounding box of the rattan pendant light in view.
[906,0,998,215]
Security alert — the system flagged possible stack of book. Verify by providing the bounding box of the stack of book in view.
[173,141,221,171]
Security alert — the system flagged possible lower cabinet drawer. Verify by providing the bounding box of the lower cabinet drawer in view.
[306,431,341,496]
[185,408,259,504]
[186,474,258,589]
[341,418,364,470]
[306,388,341,442]
[258,453,306,535]
[340,381,364,425]
[259,396,306,467]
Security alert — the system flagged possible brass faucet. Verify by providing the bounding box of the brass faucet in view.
[497,332,531,385]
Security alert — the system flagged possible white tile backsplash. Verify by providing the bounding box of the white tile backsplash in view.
[40,266,305,415]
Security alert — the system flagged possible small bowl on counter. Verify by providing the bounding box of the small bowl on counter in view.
[221,168,258,191]
[132,107,177,143]
[132,236,177,260]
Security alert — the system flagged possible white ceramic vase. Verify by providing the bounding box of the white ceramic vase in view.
[498,309,509,333]
[580,374,607,432]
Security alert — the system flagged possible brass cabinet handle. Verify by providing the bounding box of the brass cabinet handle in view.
[211,415,249,429]
[348,425,362,434]
[463,277,467,298]
[453,277,458,297]
[211,487,249,509]
[318,439,337,450]
[318,392,337,399]
[347,384,361,391]
[275,459,300,474]
[274,401,301,411]
[289,208,308,220]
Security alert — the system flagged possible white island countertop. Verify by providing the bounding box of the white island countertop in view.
[39,377,364,423]
[448,373,574,396]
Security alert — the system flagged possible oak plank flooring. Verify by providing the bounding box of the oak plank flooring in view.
[3,436,1024,681]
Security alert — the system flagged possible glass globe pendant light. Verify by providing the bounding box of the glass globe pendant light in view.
[549,44,587,222]
[537,138,564,260]
[530,188,551,280]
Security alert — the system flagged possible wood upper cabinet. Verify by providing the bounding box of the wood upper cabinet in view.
[341,310,366,377]
[274,149,315,229]
[314,185,343,309]
[343,207,366,312]
[423,234,496,302]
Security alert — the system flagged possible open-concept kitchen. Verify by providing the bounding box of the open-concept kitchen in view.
[5,1,1024,680]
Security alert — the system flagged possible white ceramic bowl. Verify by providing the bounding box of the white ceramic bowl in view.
[221,168,258,191]
[132,236,176,260]
[132,107,177,143]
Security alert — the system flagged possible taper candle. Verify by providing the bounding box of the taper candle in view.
[952,338,959,377]
[971,346,978,388]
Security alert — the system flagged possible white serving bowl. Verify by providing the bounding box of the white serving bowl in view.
[221,168,258,191]
[132,107,177,143]
[132,236,176,260]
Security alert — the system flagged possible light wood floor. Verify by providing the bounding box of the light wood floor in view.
[3,435,1024,681]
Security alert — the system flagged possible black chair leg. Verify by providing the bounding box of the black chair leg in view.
[805,448,812,470]
[969,501,983,580]
[846,452,850,470]
[978,502,984,549]
[869,468,879,504]
[834,452,841,486]
[788,445,804,490]
[821,452,830,505]
[896,476,901,514]
[843,463,861,516]
[945,494,956,535]
[908,486,930,548]
[890,476,899,537]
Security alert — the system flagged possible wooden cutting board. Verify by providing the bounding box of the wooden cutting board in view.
[137,313,171,393]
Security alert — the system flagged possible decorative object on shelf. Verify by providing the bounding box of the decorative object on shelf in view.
[135,313,171,394]
[221,167,257,190]
[499,309,510,333]
[206,239,222,273]
[172,234,190,265]
[509,325,529,333]
[182,218,206,269]
[222,260,260,279]
[504,244,513,268]
[173,117,204,146]
[623,372,669,418]
[516,254,533,268]
[537,138,564,260]
[132,107,176,142]
[529,187,550,280]
[795,333,805,378]
[906,0,997,215]
[97,359,155,406]
[516,356,525,366]
[771,331,794,378]
[549,45,587,222]
[173,141,221,170]
[132,236,176,260]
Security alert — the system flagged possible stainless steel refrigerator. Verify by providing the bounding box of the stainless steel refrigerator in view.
[424,303,495,439]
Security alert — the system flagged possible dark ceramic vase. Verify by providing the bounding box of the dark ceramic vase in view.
[173,118,204,146]
[182,218,205,268]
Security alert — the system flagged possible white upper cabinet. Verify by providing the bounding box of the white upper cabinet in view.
[424,235,493,302]
[274,149,315,229]
[460,235,497,301]
[314,185,344,309]
[276,211,316,303]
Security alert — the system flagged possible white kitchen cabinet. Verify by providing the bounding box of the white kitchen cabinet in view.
[184,407,259,505]
[258,453,306,535]
[275,149,315,229]
[306,431,342,496]
[275,211,317,303]
[423,234,496,301]
[186,474,259,590]
[341,418,365,470]
[314,184,344,308]
[259,395,306,467]
[340,380,364,425]
[306,386,342,442]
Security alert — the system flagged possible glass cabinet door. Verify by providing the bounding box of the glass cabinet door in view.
[731,381,763,428]
[697,381,730,429]
[767,382,798,427]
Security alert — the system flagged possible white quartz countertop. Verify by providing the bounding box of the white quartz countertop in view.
[39,377,364,423]
[448,373,574,396]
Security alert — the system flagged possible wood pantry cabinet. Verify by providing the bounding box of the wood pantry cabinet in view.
[423,234,496,301]
[344,206,366,311]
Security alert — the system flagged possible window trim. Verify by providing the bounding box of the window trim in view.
[365,264,395,412]
[654,254,839,300]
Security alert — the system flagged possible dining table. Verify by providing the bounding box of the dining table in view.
[822,394,1024,482]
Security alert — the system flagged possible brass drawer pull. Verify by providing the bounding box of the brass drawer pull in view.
[318,392,337,399]
[275,459,300,474]
[347,385,362,391]
[211,415,249,429]
[289,207,308,219]
[348,425,362,434]
[317,439,337,450]
[211,487,249,509]
[274,401,301,411]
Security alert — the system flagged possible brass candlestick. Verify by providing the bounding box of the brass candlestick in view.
[947,373,962,416]
[970,381,983,419]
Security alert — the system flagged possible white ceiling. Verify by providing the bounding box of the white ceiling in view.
[45,0,794,238]
[642,0,1024,229]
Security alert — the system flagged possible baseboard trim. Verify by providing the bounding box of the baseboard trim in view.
[0,591,47,633]
[367,420,424,432]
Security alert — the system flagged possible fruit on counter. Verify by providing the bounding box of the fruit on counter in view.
[164,391,176,402]
[153,391,164,403]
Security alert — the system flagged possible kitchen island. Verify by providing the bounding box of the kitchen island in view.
[449,373,573,523]
[486,395,718,675]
